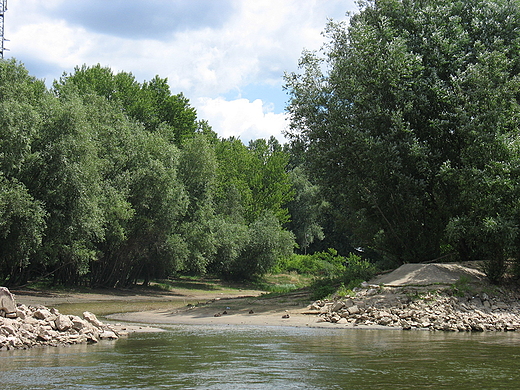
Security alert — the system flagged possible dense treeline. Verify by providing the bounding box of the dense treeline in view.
[0,60,296,287]
[4,0,520,289]
[285,0,520,283]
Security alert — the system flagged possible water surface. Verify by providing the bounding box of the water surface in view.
[1,325,519,389]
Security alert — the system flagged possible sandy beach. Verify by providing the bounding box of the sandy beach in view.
[10,262,500,332]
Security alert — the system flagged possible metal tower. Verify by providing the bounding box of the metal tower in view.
[0,0,7,59]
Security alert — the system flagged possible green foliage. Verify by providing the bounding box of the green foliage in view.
[54,64,198,145]
[451,275,473,297]
[277,248,346,277]
[276,249,377,299]
[0,59,299,286]
[223,212,295,280]
[0,174,46,284]
[215,136,294,226]
[284,0,520,277]
[285,166,325,253]
[312,253,377,300]
[340,253,378,286]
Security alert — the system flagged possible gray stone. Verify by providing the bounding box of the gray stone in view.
[33,308,53,321]
[55,314,74,332]
[0,287,17,314]
[83,311,103,328]
[347,305,360,315]
[99,330,118,340]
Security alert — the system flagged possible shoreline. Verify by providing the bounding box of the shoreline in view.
[3,262,520,349]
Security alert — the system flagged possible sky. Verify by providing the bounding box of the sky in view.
[5,0,358,143]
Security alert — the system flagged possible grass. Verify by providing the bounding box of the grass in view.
[253,272,313,293]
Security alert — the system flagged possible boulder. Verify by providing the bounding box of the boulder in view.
[55,314,74,332]
[347,305,360,315]
[69,315,88,331]
[83,311,104,328]
[99,330,118,340]
[33,308,54,321]
[0,287,17,315]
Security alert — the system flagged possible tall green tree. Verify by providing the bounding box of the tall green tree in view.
[54,64,198,145]
[285,0,520,273]
[0,174,46,285]
[285,166,325,253]
[24,94,107,284]
[178,134,218,274]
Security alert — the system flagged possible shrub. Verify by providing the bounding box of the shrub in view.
[276,248,346,277]
[340,253,378,286]
[308,251,378,300]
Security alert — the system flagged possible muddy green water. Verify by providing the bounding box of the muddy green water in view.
[1,325,520,389]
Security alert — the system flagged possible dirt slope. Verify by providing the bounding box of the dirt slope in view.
[369,263,485,287]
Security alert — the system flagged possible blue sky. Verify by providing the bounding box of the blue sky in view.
[6,0,358,143]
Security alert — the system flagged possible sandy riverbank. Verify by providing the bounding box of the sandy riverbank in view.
[11,262,520,332]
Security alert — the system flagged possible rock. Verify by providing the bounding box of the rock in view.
[1,324,16,335]
[99,330,118,340]
[83,311,104,328]
[33,308,54,321]
[0,289,128,350]
[378,316,393,326]
[347,305,360,315]
[69,315,88,331]
[55,314,74,332]
[0,287,17,315]
[15,309,26,320]
[343,299,355,308]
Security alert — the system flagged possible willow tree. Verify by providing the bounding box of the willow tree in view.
[285,0,520,276]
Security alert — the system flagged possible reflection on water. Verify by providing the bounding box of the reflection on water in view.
[1,325,520,389]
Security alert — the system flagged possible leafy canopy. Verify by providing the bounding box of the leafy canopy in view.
[285,0,520,273]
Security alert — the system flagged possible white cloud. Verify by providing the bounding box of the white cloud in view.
[196,97,288,144]
[5,0,357,142]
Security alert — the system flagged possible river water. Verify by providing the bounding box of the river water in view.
[1,325,519,389]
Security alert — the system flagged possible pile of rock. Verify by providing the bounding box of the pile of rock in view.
[307,286,520,332]
[0,287,123,350]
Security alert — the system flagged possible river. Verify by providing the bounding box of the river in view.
[1,325,519,389]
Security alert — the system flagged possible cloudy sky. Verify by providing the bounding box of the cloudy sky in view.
[6,0,358,143]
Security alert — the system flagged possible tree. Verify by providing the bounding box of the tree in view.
[24,94,107,285]
[247,137,294,224]
[178,134,218,274]
[0,174,46,285]
[285,166,325,253]
[54,65,198,145]
[285,0,520,274]
[220,212,295,280]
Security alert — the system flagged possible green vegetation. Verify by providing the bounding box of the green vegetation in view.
[285,0,520,283]
[275,249,378,299]
[451,275,473,297]
[3,0,520,290]
[0,60,295,287]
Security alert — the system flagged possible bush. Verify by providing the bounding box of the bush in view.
[340,253,377,286]
[220,212,295,280]
[306,251,378,300]
[276,248,346,277]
